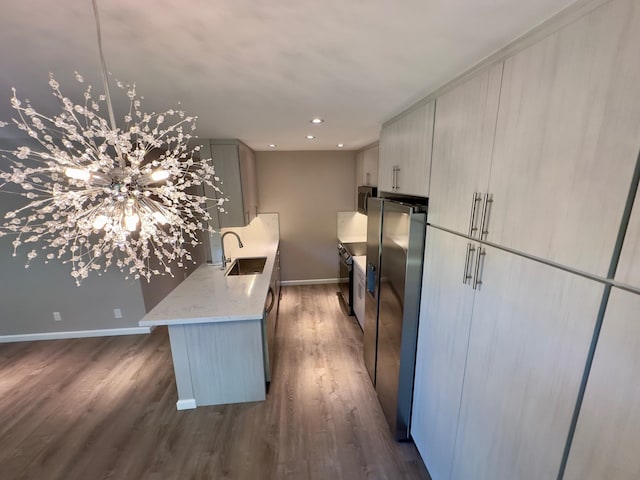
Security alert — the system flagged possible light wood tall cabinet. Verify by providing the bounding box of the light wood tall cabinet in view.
[451,244,603,480]
[485,0,640,277]
[428,63,502,235]
[412,228,476,480]
[563,288,640,480]
[413,226,604,480]
[378,101,434,196]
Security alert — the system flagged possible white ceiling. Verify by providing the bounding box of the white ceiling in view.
[0,0,576,151]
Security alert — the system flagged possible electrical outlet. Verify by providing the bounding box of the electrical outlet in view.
[53,311,62,321]
[113,308,122,319]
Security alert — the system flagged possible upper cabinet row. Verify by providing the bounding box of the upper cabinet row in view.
[378,101,434,197]
[381,0,640,279]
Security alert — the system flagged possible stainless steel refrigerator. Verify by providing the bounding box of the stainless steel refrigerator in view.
[364,196,427,440]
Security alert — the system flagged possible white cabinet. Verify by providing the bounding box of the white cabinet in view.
[451,243,603,480]
[412,228,475,480]
[428,63,502,235]
[356,144,379,187]
[413,227,603,480]
[485,0,640,277]
[353,257,366,330]
[378,101,434,197]
[564,288,640,480]
[205,140,258,229]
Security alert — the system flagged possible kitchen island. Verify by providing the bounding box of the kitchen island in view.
[140,214,279,410]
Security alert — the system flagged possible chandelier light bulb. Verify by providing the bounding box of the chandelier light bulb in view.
[93,214,109,230]
[153,211,168,225]
[65,167,92,181]
[124,213,139,232]
[150,170,170,182]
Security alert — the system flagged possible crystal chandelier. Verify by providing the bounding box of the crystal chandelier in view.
[0,0,224,285]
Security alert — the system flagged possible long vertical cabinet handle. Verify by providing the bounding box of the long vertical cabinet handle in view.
[472,247,486,290]
[391,167,396,191]
[479,193,494,240]
[462,243,475,285]
[468,192,482,237]
[395,166,400,191]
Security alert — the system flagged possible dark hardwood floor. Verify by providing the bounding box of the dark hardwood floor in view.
[0,284,429,480]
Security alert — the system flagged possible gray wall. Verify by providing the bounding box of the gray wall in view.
[0,227,148,336]
[256,150,355,282]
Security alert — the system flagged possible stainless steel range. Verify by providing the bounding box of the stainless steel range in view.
[337,241,367,316]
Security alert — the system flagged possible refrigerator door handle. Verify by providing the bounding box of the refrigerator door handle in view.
[463,243,475,285]
[472,247,487,290]
[366,262,377,294]
[468,192,482,237]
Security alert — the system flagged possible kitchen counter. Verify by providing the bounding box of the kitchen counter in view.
[139,214,280,410]
[140,241,278,327]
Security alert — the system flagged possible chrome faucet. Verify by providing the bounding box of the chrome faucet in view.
[221,231,244,269]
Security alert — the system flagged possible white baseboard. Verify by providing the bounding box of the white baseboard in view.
[280,278,344,286]
[176,398,197,410]
[0,326,152,344]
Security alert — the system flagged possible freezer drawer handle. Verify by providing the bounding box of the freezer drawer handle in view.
[463,243,475,285]
[472,247,486,290]
[468,192,482,237]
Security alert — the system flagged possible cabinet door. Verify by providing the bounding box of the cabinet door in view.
[412,228,476,480]
[428,63,502,234]
[452,245,604,480]
[615,192,640,288]
[378,101,433,197]
[564,288,640,480]
[378,120,397,193]
[238,142,258,224]
[355,150,365,187]
[363,145,379,187]
[212,143,245,228]
[486,0,640,276]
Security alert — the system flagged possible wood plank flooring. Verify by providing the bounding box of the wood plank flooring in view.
[0,284,429,480]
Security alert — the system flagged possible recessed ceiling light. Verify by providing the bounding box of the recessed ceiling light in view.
[337,143,344,148]
[310,118,324,124]
[306,135,315,140]
[268,144,277,148]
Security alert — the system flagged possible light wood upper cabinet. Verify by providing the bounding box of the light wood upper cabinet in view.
[355,145,379,205]
[412,228,475,480]
[378,101,434,197]
[452,243,603,480]
[207,140,258,228]
[615,192,640,288]
[428,63,502,235]
[485,0,640,277]
[363,145,378,187]
[564,288,640,480]
[238,142,259,225]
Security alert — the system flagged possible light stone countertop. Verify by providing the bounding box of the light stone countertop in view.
[140,240,278,327]
[338,235,367,244]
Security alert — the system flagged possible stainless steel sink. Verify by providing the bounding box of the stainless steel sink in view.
[225,256,267,276]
